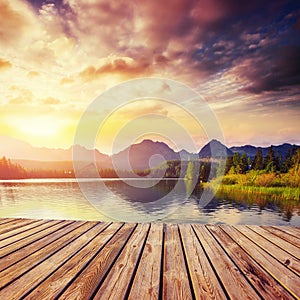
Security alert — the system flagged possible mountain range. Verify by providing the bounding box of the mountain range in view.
[0,136,298,171]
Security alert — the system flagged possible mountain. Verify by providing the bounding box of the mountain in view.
[111,139,179,170]
[0,135,109,163]
[230,143,299,158]
[199,139,233,158]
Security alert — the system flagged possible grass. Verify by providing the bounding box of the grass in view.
[206,170,300,202]
[213,184,300,202]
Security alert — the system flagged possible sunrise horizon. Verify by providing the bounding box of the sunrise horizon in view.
[0,0,299,156]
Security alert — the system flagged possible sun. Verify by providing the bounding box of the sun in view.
[14,116,66,137]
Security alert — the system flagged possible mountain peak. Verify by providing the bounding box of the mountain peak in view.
[199,139,233,158]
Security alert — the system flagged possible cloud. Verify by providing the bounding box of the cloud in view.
[79,57,150,82]
[0,0,33,45]
[41,97,61,105]
[27,71,40,77]
[237,45,300,94]
[0,58,12,70]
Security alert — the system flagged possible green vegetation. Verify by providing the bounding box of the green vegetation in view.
[210,147,300,201]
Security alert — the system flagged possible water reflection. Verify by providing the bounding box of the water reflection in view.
[0,179,299,225]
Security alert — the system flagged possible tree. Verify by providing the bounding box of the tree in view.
[185,161,195,180]
[252,149,264,170]
[264,146,276,173]
[240,153,249,174]
[233,152,241,174]
[0,156,27,179]
[225,156,233,174]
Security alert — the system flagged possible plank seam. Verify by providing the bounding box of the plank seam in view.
[227,226,298,299]
[0,219,59,246]
[123,223,152,300]
[158,223,166,300]
[19,222,112,300]
[0,221,90,290]
[233,225,300,277]
[90,223,139,299]
[0,220,72,255]
[178,225,196,300]
[191,225,231,300]
[245,225,300,260]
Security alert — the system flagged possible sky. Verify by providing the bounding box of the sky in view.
[0,0,300,154]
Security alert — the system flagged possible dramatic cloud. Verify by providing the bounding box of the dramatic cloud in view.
[0,0,299,150]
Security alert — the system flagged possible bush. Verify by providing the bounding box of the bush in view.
[255,173,276,187]
[221,174,238,185]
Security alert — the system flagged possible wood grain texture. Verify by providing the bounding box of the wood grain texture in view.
[163,224,193,300]
[0,218,299,300]
[0,221,91,288]
[179,224,227,300]
[94,223,150,299]
[193,224,260,300]
[59,223,135,300]
[128,223,163,300]
[0,219,47,242]
[263,226,300,248]
[208,225,294,300]
[224,225,300,299]
[236,225,300,276]
[0,219,62,249]
[247,225,300,259]
[0,221,100,299]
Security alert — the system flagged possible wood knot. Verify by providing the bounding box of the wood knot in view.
[284,259,291,266]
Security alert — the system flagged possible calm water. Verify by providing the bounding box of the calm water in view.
[0,178,299,225]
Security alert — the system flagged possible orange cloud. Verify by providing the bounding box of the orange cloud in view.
[0,58,12,70]
[60,77,74,85]
[41,97,61,105]
[79,57,150,82]
[0,0,32,45]
[27,71,40,77]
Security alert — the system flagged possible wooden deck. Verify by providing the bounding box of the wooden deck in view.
[0,219,299,299]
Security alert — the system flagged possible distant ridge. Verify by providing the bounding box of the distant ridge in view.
[230,143,298,158]
[0,136,299,171]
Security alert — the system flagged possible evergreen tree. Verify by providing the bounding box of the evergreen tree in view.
[252,148,264,170]
[264,146,276,173]
[240,153,249,174]
[233,152,241,174]
[225,156,233,174]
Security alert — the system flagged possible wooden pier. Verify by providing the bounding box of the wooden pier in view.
[0,218,299,299]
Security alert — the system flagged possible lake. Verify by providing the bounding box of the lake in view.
[0,178,299,225]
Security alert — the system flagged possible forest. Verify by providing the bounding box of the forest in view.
[0,145,299,188]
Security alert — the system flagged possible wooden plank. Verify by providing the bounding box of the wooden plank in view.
[0,222,103,299]
[208,225,294,300]
[163,224,193,300]
[0,219,37,235]
[0,221,88,280]
[280,226,300,236]
[236,226,300,276]
[223,225,300,299]
[58,223,136,300]
[179,224,227,300]
[193,224,260,300]
[0,219,60,248]
[23,222,120,299]
[94,223,150,299]
[263,226,300,248]
[0,218,16,226]
[129,223,163,300]
[247,225,300,259]
[0,220,73,259]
